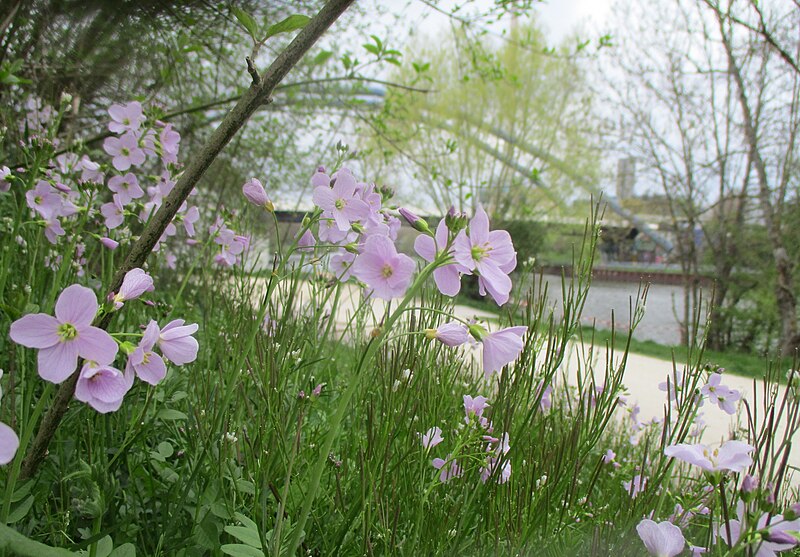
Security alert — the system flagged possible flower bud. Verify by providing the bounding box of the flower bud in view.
[399,207,431,234]
[242,178,273,211]
[445,205,468,233]
[741,474,759,499]
[99,237,119,250]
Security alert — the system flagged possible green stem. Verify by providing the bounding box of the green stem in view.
[285,256,443,555]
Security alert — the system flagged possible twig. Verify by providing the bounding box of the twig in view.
[246,56,260,85]
[19,0,356,481]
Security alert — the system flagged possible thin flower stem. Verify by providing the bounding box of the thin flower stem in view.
[16,0,356,481]
[285,255,444,555]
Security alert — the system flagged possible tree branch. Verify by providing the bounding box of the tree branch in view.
[19,0,356,481]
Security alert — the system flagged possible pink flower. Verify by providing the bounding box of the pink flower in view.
[312,168,370,231]
[479,325,527,377]
[157,319,199,365]
[101,194,125,229]
[330,249,356,280]
[426,322,469,347]
[636,519,685,557]
[453,206,516,305]
[701,373,740,415]
[421,426,444,449]
[112,268,154,309]
[75,362,132,413]
[0,422,19,465]
[103,131,146,171]
[415,220,469,296]
[100,237,119,250]
[108,173,144,205]
[463,394,489,424]
[242,178,272,210]
[159,123,181,164]
[297,229,316,251]
[126,321,167,385]
[181,205,200,237]
[481,455,512,484]
[0,166,10,192]
[9,284,118,383]
[432,456,463,483]
[717,501,800,556]
[108,101,145,134]
[623,474,647,498]
[352,235,415,300]
[26,180,62,218]
[664,440,754,473]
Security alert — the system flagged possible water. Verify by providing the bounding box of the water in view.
[536,274,700,346]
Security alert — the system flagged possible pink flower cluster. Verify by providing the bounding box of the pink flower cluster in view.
[422,395,511,485]
[8,270,198,415]
[209,217,250,267]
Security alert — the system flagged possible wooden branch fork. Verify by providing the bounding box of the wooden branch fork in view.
[19,0,356,480]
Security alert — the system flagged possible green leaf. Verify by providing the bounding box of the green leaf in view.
[220,544,263,557]
[6,495,34,524]
[157,441,174,458]
[0,523,76,556]
[224,525,261,548]
[234,513,258,531]
[363,43,380,56]
[95,536,113,557]
[264,15,310,40]
[109,544,136,557]
[157,409,188,421]
[232,7,259,39]
[313,51,333,65]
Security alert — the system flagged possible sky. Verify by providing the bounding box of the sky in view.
[386,0,615,45]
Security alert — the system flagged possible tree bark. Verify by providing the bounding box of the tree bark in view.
[19,0,356,480]
[716,13,799,357]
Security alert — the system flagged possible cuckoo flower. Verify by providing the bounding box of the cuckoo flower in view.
[100,237,119,250]
[112,268,153,309]
[108,101,145,134]
[126,320,167,385]
[636,519,686,557]
[103,131,146,171]
[0,422,18,465]
[425,321,470,347]
[421,426,444,449]
[701,373,741,415]
[477,325,527,377]
[717,501,800,556]
[26,180,62,218]
[100,194,125,229]
[75,362,131,413]
[330,249,356,281]
[0,166,10,192]
[352,234,415,300]
[664,440,754,473]
[463,394,489,425]
[432,456,463,483]
[242,178,273,210]
[312,168,369,231]
[453,206,516,305]
[10,284,118,383]
[108,173,144,205]
[157,319,199,365]
[415,220,469,296]
[159,123,181,164]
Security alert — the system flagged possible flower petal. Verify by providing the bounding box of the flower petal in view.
[54,284,98,326]
[76,326,118,365]
[0,422,19,465]
[9,313,60,348]
[38,341,80,383]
